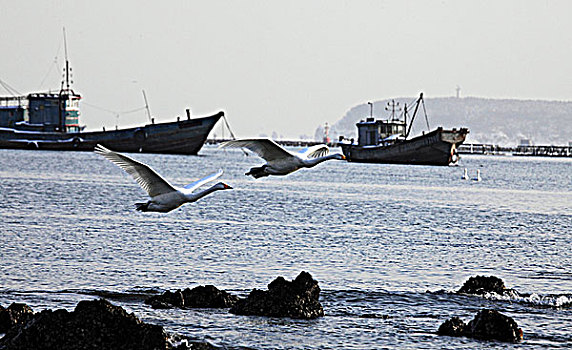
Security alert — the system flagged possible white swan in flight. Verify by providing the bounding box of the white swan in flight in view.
[219,138,346,178]
[94,144,232,212]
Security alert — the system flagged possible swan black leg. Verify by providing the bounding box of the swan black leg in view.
[135,202,151,211]
[245,165,269,178]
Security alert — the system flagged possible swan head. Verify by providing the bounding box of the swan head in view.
[332,153,346,160]
[214,182,233,190]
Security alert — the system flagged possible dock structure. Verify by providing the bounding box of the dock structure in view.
[458,143,572,157]
[512,145,572,157]
[207,139,330,147]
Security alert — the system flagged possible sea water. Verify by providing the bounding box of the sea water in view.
[0,146,570,349]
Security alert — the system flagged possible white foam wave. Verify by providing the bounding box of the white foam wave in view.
[484,291,572,308]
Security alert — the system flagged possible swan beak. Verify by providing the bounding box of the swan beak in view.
[223,183,233,189]
[341,154,346,160]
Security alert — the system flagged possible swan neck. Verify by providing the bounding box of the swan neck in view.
[187,184,220,201]
[305,154,336,167]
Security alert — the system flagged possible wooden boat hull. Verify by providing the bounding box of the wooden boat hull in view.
[340,127,468,166]
[0,112,223,155]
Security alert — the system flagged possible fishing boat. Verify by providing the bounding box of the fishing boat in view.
[0,35,222,155]
[338,93,468,165]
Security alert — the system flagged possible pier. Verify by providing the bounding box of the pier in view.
[207,139,328,147]
[458,143,572,157]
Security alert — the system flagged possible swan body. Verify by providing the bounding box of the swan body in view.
[461,168,469,180]
[219,138,345,178]
[472,169,482,182]
[94,144,232,212]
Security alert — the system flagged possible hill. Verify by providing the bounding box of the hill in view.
[316,97,572,146]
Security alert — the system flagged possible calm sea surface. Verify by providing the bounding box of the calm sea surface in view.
[1,146,571,349]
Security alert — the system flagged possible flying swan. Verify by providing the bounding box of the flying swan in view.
[94,144,232,212]
[219,138,346,178]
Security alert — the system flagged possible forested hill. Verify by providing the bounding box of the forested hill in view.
[317,97,572,146]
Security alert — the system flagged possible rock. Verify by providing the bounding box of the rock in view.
[145,285,239,309]
[467,309,523,343]
[437,316,467,336]
[457,275,519,296]
[181,285,239,308]
[0,299,171,350]
[146,289,186,309]
[0,303,34,333]
[230,271,324,319]
[437,309,523,343]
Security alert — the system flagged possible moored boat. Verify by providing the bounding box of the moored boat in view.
[338,93,468,165]
[0,108,223,155]
[0,34,222,155]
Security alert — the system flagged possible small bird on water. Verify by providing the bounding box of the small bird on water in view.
[94,144,232,212]
[472,169,482,182]
[219,138,346,178]
[461,168,469,180]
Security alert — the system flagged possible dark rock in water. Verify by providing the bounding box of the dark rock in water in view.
[467,309,523,343]
[145,285,239,309]
[437,316,467,336]
[146,289,186,309]
[0,299,170,350]
[457,275,519,296]
[181,285,239,308]
[230,271,324,319]
[438,309,523,343]
[0,303,34,333]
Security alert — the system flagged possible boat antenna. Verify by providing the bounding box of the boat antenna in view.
[62,27,72,92]
[142,89,152,122]
[385,99,401,121]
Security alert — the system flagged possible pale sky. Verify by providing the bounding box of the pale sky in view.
[1,0,571,139]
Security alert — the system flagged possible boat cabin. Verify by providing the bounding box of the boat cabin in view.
[28,92,81,132]
[0,97,25,128]
[356,117,406,146]
[0,92,81,132]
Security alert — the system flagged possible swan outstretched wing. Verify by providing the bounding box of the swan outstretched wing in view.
[94,144,176,197]
[183,169,223,192]
[220,139,293,161]
[297,144,329,159]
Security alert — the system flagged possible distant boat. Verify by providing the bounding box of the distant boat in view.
[338,93,469,166]
[0,33,221,155]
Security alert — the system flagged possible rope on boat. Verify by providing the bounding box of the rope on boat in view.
[221,114,249,156]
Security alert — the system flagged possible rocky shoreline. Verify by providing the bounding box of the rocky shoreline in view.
[1,273,531,349]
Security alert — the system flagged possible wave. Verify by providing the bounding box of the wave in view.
[483,291,572,308]
[430,289,572,309]
[0,287,163,303]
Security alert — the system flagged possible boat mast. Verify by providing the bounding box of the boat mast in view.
[142,90,152,123]
[62,28,71,92]
[59,27,73,132]
[385,99,401,121]
[405,93,423,139]
[404,103,407,137]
